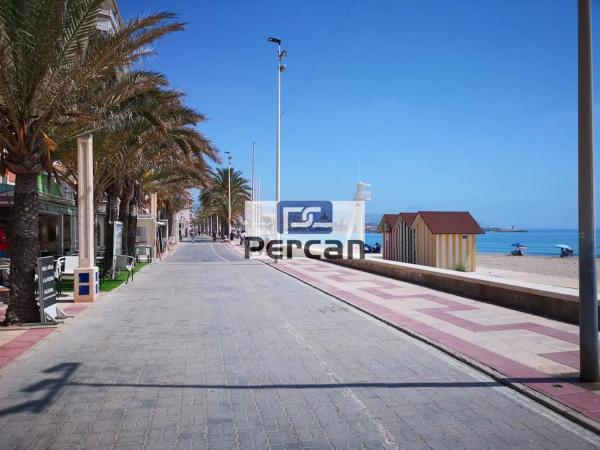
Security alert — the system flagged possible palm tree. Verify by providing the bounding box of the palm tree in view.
[109,90,217,257]
[0,0,183,324]
[200,168,251,235]
[56,85,218,274]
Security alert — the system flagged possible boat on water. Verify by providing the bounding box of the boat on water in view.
[484,226,528,233]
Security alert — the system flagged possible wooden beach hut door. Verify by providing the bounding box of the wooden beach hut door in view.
[383,231,391,260]
[399,221,416,264]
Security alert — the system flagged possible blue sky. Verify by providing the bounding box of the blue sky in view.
[119,0,595,228]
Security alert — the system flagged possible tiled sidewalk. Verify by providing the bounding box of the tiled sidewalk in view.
[0,303,90,371]
[0,243,182,375]
[261,256,600,424]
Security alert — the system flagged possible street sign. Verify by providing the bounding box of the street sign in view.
[37,256,56,324]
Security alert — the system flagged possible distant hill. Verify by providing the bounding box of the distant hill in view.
[365,213,383,226]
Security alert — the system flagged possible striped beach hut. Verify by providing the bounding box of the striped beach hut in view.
[376,214,399,261]
[392,212,417,263]
[411,211,483,271]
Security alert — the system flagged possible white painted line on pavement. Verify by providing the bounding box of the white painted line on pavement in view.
[210,244,231,263]
[282,321,399,449]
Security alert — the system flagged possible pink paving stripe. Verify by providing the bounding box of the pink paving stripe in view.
[328,274,402,288]
[542,351,581,371]
[0,303,88,371]
[62,304,89,314]
[0,328,54,370]
[339,289,581,347]
[356,287,406,300]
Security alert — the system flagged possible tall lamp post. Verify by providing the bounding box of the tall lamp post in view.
[225,151,232,240]
[251,141,256,236]
[578,0,599,382]
[268,36,286,203]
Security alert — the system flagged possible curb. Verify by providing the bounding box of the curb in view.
[265,260,600,436]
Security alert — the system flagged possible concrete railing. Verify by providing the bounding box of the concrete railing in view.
[327,256,598,325]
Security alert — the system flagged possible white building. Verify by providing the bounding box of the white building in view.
[176,206,194,240]
[97,1,123,33]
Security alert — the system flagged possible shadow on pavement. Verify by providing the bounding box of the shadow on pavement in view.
[63,378,574,390]
[0,362,80,417]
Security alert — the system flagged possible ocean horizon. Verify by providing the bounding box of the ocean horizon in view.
[365,229,600,257]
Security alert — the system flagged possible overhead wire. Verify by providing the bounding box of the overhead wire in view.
[282,0,358,116]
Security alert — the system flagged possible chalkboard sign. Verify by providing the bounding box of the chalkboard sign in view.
[37,256,56,324]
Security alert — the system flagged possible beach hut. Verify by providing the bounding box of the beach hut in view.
[376,214,399,260]
[392,212,417,263]
[411,211,484,271]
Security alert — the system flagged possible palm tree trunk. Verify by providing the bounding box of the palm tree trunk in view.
[104,183,121,276]
[126,190,138,257]
[119,181,134,255]
[3,173,40,324]
[166,202,174,239]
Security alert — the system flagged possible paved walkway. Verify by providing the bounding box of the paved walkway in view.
[262,255,600,425]
[0,239,598,449]
[0,303,89,370]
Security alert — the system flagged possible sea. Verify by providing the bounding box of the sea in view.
[365,230,600,256]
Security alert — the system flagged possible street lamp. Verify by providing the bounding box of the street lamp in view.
[225,151,232,240]
[578,0,599,382]
[268,36,286,203]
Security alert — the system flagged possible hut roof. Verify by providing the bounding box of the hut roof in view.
[417,211,484,235]
[376,214,399,233]
[397,212,418,227]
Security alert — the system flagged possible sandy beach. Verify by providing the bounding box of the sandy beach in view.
[477,253,600,289]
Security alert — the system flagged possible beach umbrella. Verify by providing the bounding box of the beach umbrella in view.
[555,244,573,250]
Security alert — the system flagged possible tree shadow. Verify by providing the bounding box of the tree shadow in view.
[0,362,79,417]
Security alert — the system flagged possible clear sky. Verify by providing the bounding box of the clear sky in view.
[118,0,597,229]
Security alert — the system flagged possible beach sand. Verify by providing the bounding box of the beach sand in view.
[477,253,600,289]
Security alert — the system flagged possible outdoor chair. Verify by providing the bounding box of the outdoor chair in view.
[56,256,78,287]
[54,259,62,296]
[115,255,135,284]
[135,245,152,263]
[95,247,106,284]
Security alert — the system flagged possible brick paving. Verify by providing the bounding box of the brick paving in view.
[265,255,600,426]
[0,303,89,370]
[0,239,598,449]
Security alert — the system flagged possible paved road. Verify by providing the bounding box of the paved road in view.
[0,239,599,449]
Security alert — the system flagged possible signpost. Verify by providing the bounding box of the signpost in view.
[37,256,56,324]
[113,221,123,257]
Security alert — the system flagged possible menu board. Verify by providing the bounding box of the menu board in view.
[37,256,56,323]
